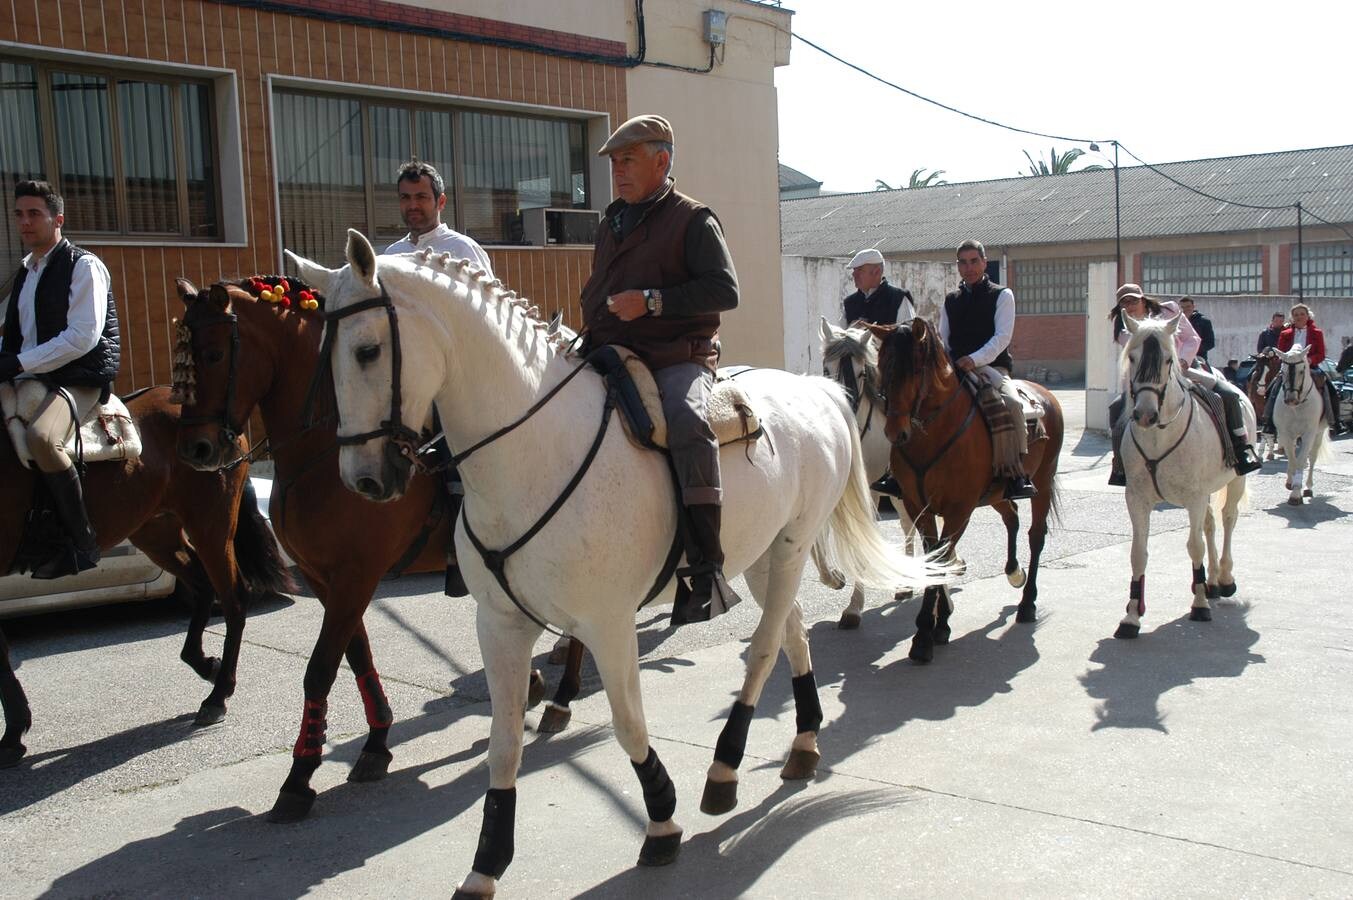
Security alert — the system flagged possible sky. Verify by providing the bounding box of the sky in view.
[775,0,1353,194]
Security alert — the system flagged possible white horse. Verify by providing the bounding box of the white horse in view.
[1271,345,1330,506]
[1116,314,1252,639]
[819,319,921,628]
[289,232,946,897]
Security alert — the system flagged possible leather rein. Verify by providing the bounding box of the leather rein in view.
[1126,351,1196,498]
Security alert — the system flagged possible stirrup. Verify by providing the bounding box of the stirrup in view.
[1003,475,1037,501]
[670,563,742,627]
[30,543,99,580]
[1107,464,1126,488]
[1233,447,1262,476]
[870,472,904,498]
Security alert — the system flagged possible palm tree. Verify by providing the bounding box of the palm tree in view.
[874,168,948,191]
[1022,146,1104,176]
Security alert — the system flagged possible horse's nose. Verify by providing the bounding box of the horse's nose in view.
[182,438,217,468]
[355,475,387,500]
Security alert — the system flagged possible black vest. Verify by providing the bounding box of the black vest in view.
[843,280,913,326]
[4,240,120,388]
[944,278,1013,372]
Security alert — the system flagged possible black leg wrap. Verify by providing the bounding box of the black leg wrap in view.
[631,747,677,823]
[1192,565,1206,587]
[714,701,754,770]
[471,787,517,879]
[791,672,823,735]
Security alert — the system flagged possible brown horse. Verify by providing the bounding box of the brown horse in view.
[0,386,293,767]
[1245,350,1281,459]
[868,319,1063,663]
[173,277,580,824]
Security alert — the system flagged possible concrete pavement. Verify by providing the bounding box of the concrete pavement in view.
[3,389,1352,898]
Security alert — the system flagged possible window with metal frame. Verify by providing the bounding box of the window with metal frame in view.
[1011,257,1101,315]
[0,55,220,263]
[274,88,590,265]
[1142,248,1263,296]
[1293,241,1353,295]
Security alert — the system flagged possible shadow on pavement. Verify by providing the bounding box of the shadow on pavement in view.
[1262,495,1350,528]
[41,727,613,900]
[1078,603,1263,733]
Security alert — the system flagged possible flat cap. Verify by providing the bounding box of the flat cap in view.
[848,248,885,269]
[598,114,674,156]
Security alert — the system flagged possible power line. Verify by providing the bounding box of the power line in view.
[1113,142,1296,212]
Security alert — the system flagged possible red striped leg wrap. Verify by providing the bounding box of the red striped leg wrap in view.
[356,669,394,729]
[292,699,328,758]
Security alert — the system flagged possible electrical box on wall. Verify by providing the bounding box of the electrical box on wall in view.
[702,10,727,46]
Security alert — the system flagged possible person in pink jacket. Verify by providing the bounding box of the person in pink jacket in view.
[1107,284,1261,486]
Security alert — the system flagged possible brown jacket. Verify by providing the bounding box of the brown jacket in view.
[580,183,724,371]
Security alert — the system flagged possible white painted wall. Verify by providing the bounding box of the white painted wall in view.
[781,255,953,374]
[1084,261,1120,432]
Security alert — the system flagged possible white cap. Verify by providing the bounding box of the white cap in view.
[848,248,884,269]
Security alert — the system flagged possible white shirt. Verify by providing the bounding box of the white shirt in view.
[15,241,110,375]
[939,284,1014,369]
[1292,326,1308,351]
[383,223,494,277]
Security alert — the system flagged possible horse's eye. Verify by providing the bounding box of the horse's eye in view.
[204,348,225,365]
[355,344,381,366]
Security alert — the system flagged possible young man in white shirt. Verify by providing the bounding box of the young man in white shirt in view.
[382,161,493,277]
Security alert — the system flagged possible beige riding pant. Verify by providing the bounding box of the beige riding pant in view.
[24,383,102,474]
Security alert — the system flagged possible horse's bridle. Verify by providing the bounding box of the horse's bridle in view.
[179,306,245,449]
[826,353,883,438]
[309,277,426,460]
[1130,355,1187,430]
[1282,357,1310,404]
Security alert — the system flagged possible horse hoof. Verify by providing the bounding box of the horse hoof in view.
[0,743,26,768]
[1189,607,1212,622]
[637,831,682,867]
[893,588,913,601]
[1218,582,1237,598]
[452,887,494,900]
[837,612,861,630]
[933,624,951,645]
[1288,497,1302,506]
[1205,584,1220,600]
[547,645,569,666]
[527,669,546,709]
[347,750,392,783]
[194,703,227,727]
[1114,622,1140,640]
[908,637,934,664]
[700,777,738,815]
[536,703,571,734]
[780,748,821,781]
[1006,567,1027,589]
[267,788,317,824]
[1016,603,1037,624]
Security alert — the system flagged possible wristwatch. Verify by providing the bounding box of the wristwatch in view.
[644,288,663,317]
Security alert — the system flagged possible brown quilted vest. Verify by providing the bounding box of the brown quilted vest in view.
[580,183,721,371]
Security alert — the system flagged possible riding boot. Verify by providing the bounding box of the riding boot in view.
[1107,395,1126,486]
[670,504,742,628]
[442,471,469,598]
[1325,380,1345,436]
[1218,390,1262,476]
[870,472,904,498]
[31,467,100,579]
[1003,472,1037,500]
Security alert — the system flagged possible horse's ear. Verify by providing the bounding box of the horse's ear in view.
[820,316,840,344]
[1124,313,1141,335]
[864,322,896,343]
[1163,313,1180,335]
[285,249,337,294]
[206,283,232,311]
[345,229,378,286]
[175,278,197,307]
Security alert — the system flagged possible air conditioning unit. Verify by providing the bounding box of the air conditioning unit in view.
[522,207,601,246]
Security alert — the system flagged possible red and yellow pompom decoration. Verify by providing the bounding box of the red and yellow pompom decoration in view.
[242,276,321,311]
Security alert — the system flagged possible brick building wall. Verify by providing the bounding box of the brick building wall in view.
[2,0,625,392]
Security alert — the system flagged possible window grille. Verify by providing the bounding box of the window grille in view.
[1142,248,1263,295]
[1293,242,1353,295]
[1011,258,1100,315]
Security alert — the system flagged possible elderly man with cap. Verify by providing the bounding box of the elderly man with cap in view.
[842,248,915,326]
[579,113,741,627]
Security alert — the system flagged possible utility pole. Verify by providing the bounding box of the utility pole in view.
[1296,202,1303,297]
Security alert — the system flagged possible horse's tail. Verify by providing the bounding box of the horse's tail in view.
[812,387,950,592]
[233,478,296,596]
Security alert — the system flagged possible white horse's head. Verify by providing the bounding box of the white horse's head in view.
[1278,344,1311,405]
[820,317,880,412]
[1123,312,1182,428]
[286,231,448,501]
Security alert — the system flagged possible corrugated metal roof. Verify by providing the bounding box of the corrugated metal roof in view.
[778,162,822,191]
[780,144,1353,257]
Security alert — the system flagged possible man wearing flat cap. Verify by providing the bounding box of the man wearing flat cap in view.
[842,248,914,326]
[579,113,741,627]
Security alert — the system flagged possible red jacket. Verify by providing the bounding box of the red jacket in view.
[1278,320,1326,366]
